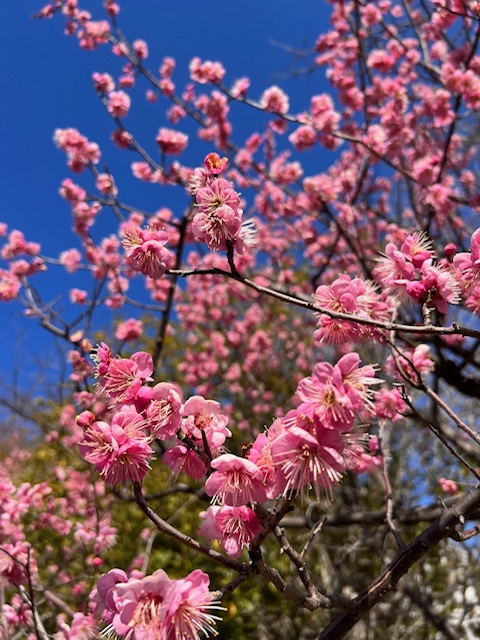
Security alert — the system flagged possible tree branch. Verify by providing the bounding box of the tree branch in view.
[315,486,480,639]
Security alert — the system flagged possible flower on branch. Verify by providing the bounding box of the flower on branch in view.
[78,410,153,485]
[122,225,172,279]
[97,567,222,640]
[199,505,262,558]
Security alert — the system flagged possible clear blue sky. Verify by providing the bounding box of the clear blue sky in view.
[0,1,329,402]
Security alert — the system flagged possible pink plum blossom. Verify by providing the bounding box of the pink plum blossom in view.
[96,172,118,195]
[160,570,221,640]
[99,569,170,635]
[91,341,113,378]
[439,477,458,495]
[122,225,172,278]
[0,270,21,302]
[100,351,154,403]
[247,432,277,499]
[204,454,267,506]
[453,227,480,291]
[260,85,290,114]
[107,90,131,118]
[181,395,231,454]
[314,275,389,345]
[115,318,143,341]
[156,127,189,155]
[79,410,153,485]
[133,39,148,60]
[296,354,379,430]
[270,425,345,501]
[289,125,317,151]
[193,177,243,251]
[204,152,228,176]
[92,71,115,93]
[69,288,88,304]
[163,445,207,481]
[199,505,262,558]
[53,128,101,173]
[189,57,226,84]
[59,248,82,272]
[192,204,243,252]
[145,382,183,440]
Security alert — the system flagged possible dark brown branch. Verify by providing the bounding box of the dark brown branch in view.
[435,358,480,398]
[282,499,480,530]
[168,266,480,339]
[152,213,190,375]
[315,486,480,639]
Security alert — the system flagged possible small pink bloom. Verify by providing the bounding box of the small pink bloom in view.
[112,128,133,149]
[181,395,231,454]
[79,410,153,485]
[101,351,153,403]
[192,204,243,251]
[68,613,98,639]
[0,542,31,585]
[260,85,290,114]
[163,444,207,481]
[189,57,226,84]
[231,77,250,99]
[418,259,460,313]
[107,569,171,636]
[156,127,189,155]
[205,454,267,506]
[54,128,101,172]
[199,505,262,558]
[270,425,345,500]
[91,341,113,378]
[145,382,183,440]
[69,288,88,304]
[107,90,131,118]
[193,178,243,251]
[133,39,148,60]
[115,318,143,341]
[247,432,277,498]
[59,248,82,273]
[289,125,317,151]
[204,152,228,176]
[96,172,117,196]
[78,19,110,50]
[439,477,458,495]
[92,72,114,93]
[374,388,406,422]
[122,225,172,278]
[0,270,21,302]
[160,570,221,640]
[454,227,480,290]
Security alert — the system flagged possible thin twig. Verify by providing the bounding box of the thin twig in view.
[168,266,480,339]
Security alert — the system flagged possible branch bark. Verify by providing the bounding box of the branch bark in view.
[315,486,480,639]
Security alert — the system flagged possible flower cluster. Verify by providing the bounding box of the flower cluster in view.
[79,342,380,562]
[375,230,460,313]
[122,225,172,279]
[79,345,232,485]
[191,153,257,254]
[453,227,480,313]
[53,128,101,173]
[240,353,381,503]
[198,354,380,554]
[313,275,390,345]
[97,568,221,640]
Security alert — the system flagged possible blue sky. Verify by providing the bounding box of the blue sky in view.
[0,1,329,401]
